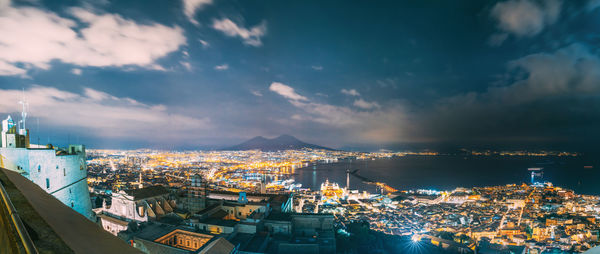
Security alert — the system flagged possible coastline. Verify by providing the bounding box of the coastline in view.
[294,154,599,195]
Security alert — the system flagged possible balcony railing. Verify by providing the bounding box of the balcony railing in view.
[0,178,38,254]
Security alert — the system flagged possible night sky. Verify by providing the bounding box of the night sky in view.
[0,0,599,151]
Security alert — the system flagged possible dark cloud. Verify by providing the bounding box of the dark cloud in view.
[411,43,600,146]
[0,0,598,150]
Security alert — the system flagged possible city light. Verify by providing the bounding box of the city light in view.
[411,234,420,243]
[0,0,597,253]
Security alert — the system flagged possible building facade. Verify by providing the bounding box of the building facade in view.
[97,185,177,235]
[0,115,94,220]
[186,174,207,213]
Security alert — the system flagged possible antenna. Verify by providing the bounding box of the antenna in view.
[37,118,40,145]
[18,88,28,134]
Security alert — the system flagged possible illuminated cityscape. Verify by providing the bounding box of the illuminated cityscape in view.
[1,0,600,254]
[79,147,595,253]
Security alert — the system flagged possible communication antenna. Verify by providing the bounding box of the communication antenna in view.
[37,118,40,145]
[18,88,28,134]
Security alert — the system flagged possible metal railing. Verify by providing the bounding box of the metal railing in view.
[0,179,38,254]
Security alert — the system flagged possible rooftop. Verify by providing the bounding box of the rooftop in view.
[0,167,141,254]
[124,185,169,200]
[198,217,238,227]
[128,222,178,241]
[265,212,292,221]
[199,237,235,254]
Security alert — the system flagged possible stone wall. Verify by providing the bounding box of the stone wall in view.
[0,148,93,220]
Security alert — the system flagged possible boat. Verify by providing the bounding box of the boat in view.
[320,179,344,202]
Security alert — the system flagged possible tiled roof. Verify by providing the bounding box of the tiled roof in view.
[124,185,169,200]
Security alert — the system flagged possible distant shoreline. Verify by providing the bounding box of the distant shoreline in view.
[295,155,598,195]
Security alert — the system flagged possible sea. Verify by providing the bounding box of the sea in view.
[293,155,600,195]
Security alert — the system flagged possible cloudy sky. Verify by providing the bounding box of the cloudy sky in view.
[0,0,599,150]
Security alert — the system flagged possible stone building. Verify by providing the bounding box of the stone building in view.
[119,222,235,253]
[0,114,94,220]
[185,174,207,213]
[98,185,177,235]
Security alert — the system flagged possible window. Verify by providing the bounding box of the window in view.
[71,202,74,207]
[63,168,66,176]
[37,165,41,173]
[187,241,190,247]
[46,178,50,189]
[69,189,72,194]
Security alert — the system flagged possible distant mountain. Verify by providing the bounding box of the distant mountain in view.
[224,135,334,151]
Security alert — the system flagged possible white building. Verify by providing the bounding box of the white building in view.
[0,115,94,220]
[97,185,176,235]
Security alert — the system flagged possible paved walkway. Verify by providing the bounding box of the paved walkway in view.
[1,168,141,254]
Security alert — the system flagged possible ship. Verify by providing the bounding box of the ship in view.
[267,179,302,191]
[320,179,345,203]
